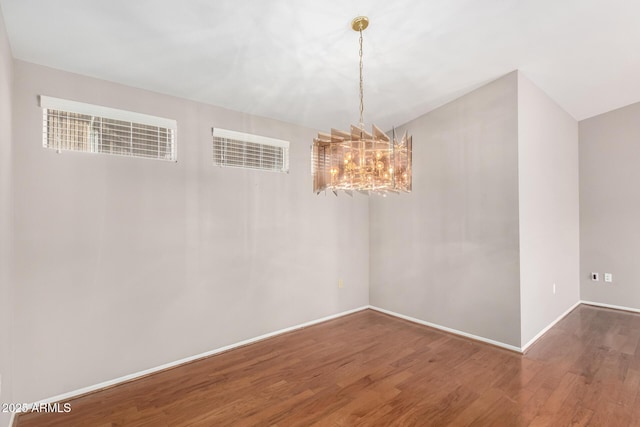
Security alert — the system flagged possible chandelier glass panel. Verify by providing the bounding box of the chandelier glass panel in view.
[312,16,412,195]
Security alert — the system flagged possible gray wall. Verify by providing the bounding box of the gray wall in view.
[0,4,13,426]
[11,60,369,403]
[517,72,580,347]
[369,72,521,347]
[580,102,640,309]
[0,51,600,406]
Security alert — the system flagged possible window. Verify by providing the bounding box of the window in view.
[41,96,177,161]
[212,128,289,173]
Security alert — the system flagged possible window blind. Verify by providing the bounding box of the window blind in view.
[212,128,289,173]
[41,96,177,161]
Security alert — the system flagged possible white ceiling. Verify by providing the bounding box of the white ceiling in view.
[2,0,640,131]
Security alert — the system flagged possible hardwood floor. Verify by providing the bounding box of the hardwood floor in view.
[15,304,640,426]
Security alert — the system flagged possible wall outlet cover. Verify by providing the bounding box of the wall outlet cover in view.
[591,272,599,281]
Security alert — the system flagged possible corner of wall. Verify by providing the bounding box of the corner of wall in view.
[369,71,522,348]
[516,72,580,347]
[578,101,640,311]
[0,2,14,425]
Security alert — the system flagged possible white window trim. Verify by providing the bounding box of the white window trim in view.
[40,96,177,131]
[212,128,290,149]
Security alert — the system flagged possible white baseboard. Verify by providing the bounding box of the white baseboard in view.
[26,306,369,409]
[368,305,522,353]
[520,300,581,352]
[16,300,640,424]
[580,300,640,314]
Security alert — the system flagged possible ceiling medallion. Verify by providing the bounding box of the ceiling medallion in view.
[312,16,412,196]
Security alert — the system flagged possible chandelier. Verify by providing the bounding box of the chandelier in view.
[312,16,412,196]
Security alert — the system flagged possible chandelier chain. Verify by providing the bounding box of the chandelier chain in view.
[358,28,364,129]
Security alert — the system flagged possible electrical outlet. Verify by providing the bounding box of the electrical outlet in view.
[604,273,613,283]
[591,272,599,281]
[553,283,556,294]
[338,279,344,289]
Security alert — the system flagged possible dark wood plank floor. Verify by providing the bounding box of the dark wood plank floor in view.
[15,304,640,426]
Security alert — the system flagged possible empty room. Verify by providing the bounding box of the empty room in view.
[1,0,640,426]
